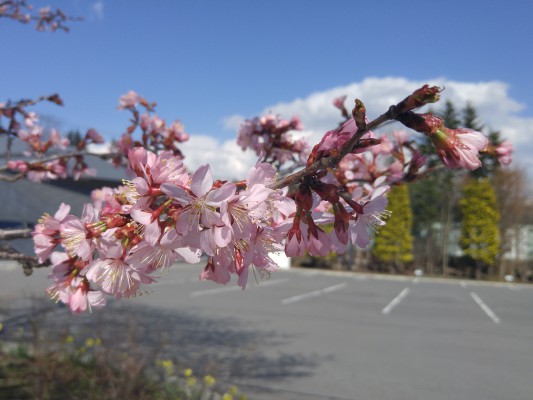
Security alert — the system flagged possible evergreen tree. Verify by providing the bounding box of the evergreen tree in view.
[66,130,82,147]
[372,184,413,271]
[459,177,500,278]
[462,101,484,131]
[441,100,461,129]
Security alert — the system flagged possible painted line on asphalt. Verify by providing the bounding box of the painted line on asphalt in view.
[506,283,520,292]
[460,281,468,288]
[382,287,410,315]
[470,292,501,324]
[281,283,347,305]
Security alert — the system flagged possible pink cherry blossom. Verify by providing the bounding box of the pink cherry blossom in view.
[33,203,71,262]
[285,222,306,257]
[494,140,513,165]
[332,95,347,110]
[85,237,154,298]
[162,164,235,238]
[86,128,105,144]
[432,128,488,170]
[200,256,232,285]
[127,229,201,272]
[314,119,374,160]
[59,204,100,261]
[118,90,144,109]
[350,185,390,248]
[237,113,307,166]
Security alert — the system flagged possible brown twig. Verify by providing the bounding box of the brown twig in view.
[0,228,33,240]
[0,246,50,275]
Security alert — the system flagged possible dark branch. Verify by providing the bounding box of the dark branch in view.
[0,228,33,240]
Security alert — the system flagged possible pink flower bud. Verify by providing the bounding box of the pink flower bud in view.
[332,95,347,110]
[86,128,105,144]
[494,140,513,166]
[431,127,488,170]
[396,85,442,113]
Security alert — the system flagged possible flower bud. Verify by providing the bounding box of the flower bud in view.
[311,181,339,204]
[352,99,366,131]
[396,85,442,113]
[396,112,444,135]
[431,127,488,170]
[296,184,313,211]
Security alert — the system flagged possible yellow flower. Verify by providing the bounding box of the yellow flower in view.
[183,368,193,377]
[85,338,95,348]
[203,375,216,387]
[156,359,174,376]
[229,386,239,395]
[0,322,4,332]
[222,394,233,400]
[186,377,197,387]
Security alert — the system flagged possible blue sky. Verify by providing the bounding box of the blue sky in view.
[2,0,533,178]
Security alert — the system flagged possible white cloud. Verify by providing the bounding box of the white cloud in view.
[180,135,257,181]
[182,77,533,180]
[91,1,104,20]
[222,114,245,131]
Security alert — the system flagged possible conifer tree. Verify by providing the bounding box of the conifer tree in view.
[459,177,500,278]
[372,184,413,271]
[462,101,484,131]
[442,100,461,129]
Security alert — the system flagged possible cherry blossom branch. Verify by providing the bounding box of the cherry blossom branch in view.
[1,94,63,166]
[268,107,394,190]
[2,91,193,184]
[0,247,50,275]
[0,250,47,266]
[0,149,121,182]
[0,93,63,115]
[1,84,512,313]
[268,85,447,190]
[0,1,82,32]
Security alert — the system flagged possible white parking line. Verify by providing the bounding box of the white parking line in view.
[470,292,501,324]
[506,283,520,292]
[281,283,347,305]
[382,287,410,315]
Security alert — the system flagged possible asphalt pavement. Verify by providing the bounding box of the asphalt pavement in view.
[1,261,532,400]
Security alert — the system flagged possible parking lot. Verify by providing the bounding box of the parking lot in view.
[1,262,533,400]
